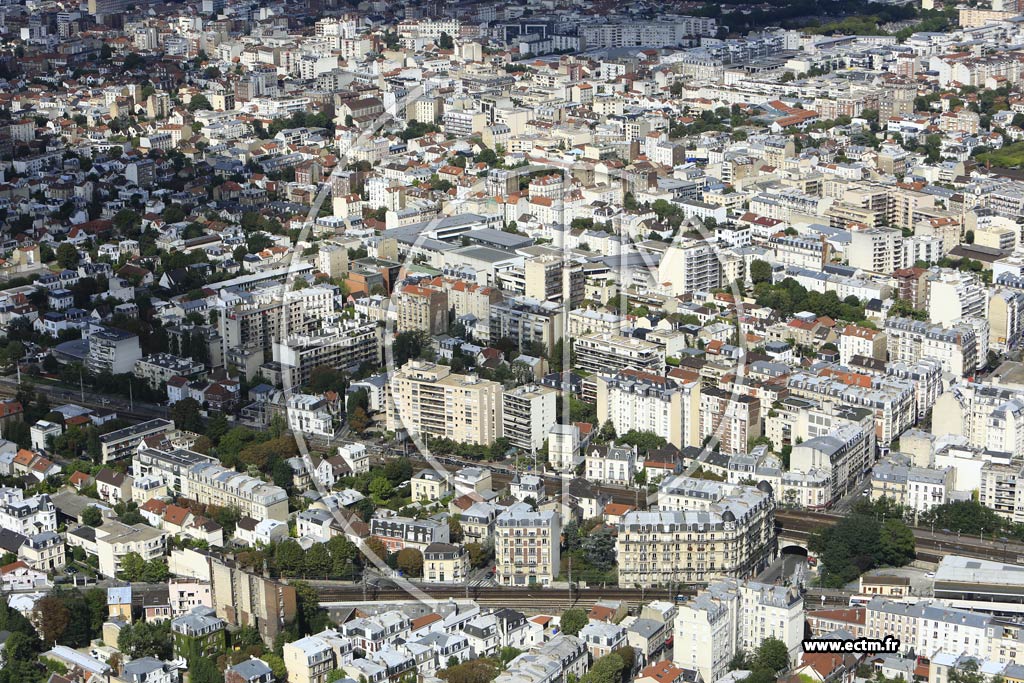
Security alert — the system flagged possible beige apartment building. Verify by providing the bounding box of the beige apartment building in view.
[699,387,761,454]
[393,283,449,335]
[494,503,560,587]
[423,542,470,584]
[387,361,503,445]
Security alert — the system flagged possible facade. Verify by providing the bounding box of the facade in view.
[501,384,557,452]
[370,514,450,552]
[87,326,144,375]
[574,333,665,375]
[423,542,470,584]
[494,503,561,587]
[596,371,701,450]
[699,387,761,455]
[386,361,503,446]
[675,579,804,683]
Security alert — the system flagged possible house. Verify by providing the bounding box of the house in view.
[0,560,50,591]
[96,468,132,504]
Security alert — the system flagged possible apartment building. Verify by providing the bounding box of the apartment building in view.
[423,542,470,584]
[386,361,503,446]
[675,579,804,683]
[864,597,990,659]
[501,384,557,452]
[100,419,175,463]
[370,514,450,552]
[839,324,887,367]
[95,520,168,577]
[489,297,564,356]
[393,283,449,335]
[885,317,979,377]
[182,460,289,522]
[979,461,1024,522]
[218,285,334,380]
[790,421,875,504]
[596,371,701,450]
[286,394,335,438]
[848,227,904,273]
[657,241,722,296]
[86,325,144,375]
[784,373,915,447]
[272,320,382,387]
[494,503,561,587]
[699,386,761,454]
[584,445,638,486]
[934,383,1024,457]
[283,630,354,683]
[523,255,585,306]
[171,607,227,661]
[871,460,954,515]
[616,504,776,588]
[0,488,57,536]
[926,269,987,327]
[133,353,207,389]
[990,289,1024,352]
[574,333,665,375]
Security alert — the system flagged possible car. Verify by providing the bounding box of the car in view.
[925,572,935,579]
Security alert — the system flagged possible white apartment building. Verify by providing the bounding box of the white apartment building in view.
[790,420,875,504]
[584,444,638,486]
[501,384,556,452]
[839,324,887,366]
[286,394,335,438]
[0,488,57,536]
[848,227,905,273]
[574,333,666,375]
[494,503,560,587]
[674,579,804,683]
[926,269,987,328]
[283,629,354,683]
[656,241,722,296]
[95,521,168,577]
[864,597,990,659]
[884,317,978,378]
[934,383,1024,458]
[547,424,582,473]
[596,371,701,450]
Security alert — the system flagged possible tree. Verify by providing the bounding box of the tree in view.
[348,406,370,433]
[580,653,625,683]
[32,595,70,645]
[56,243,80,269]
[263,654,287,682]
[365,537,389,564]
[118,551,147,581]
[465,542,491,569]
[750,259,772,284]
[449,516,464,543]
[581,528,617,571]
[189,657,220,683]
[117,620,172,659]
[396,548,424,577]
[81,505,103,527]
[559,608,588,636]
[878,518,916,566]
[304,543,332,578]
[170,398,204,432]
[437,31,454,50]
[187,94,212,112]
[292,581,329,636]
[440,659,499,683]
[275,540,305,576]
[753,637,790,674]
